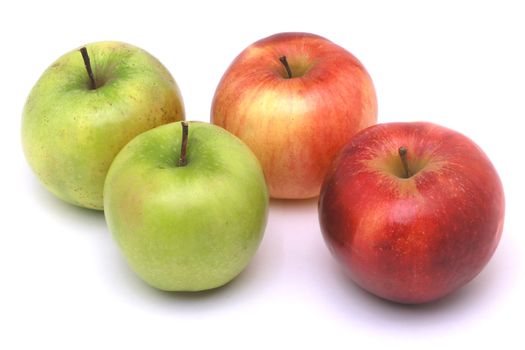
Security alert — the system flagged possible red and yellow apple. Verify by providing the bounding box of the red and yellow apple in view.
[211,32,377,199]
[319,122,505,304]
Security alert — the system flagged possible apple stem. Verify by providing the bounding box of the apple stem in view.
[178,121,189,167]
[279,56,293,79]
[79,47,96,90]
[398,147,412,178]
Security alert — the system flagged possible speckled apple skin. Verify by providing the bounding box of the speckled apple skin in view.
[22,41,184,209]
[212,32,377,199]
[319,122,505,304]
[104,122,269,291]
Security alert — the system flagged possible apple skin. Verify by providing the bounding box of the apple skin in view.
[319,122,505,304]
[22,41,184,210]
[104,122,269,291]
[211,32,377,199]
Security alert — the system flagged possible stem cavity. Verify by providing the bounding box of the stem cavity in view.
[79,47,96,90]
[178,121,189,167]
[279,55,293,79]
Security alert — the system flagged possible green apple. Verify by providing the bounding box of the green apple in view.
[104,121,269,291]
[22,41,184,210]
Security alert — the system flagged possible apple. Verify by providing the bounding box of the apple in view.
[104,121,269,291]
[211,32,377,199]
[319,122,505,304]
[22,41,184,210]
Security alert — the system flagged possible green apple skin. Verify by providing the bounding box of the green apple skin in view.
[22,41,184,210]
[104,122,269,291]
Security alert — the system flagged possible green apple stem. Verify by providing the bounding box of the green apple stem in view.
[178,121,189,167]
[79,47,96,90]
[398,147,412,178]
[279,56,293,79]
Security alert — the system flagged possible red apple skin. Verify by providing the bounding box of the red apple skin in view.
[319,122,505,304]
[211,32,377,199]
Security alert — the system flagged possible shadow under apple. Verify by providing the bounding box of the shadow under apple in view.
[27,174,106,230]
[325,232,515,324]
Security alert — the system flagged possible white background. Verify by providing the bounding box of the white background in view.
[2,0,524,349]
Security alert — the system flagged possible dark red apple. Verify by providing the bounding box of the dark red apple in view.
[211,32,377,199]
[319,122,505,304]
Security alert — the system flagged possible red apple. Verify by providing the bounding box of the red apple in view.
[211,32,377,199]
[319,122,505,304]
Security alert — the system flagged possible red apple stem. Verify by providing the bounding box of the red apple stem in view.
[398,147,412,178]
[79,47,96,90]
[178,121,189,167]
[279,56,293,79]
